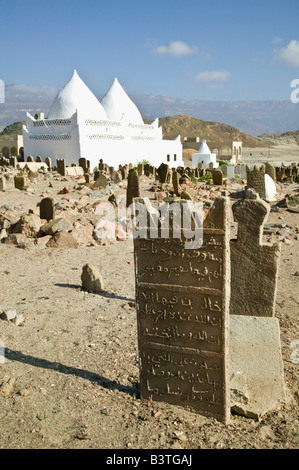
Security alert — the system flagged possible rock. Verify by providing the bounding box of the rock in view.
[230,315,286,419]
[0,377,16,397]
[40,217,73,235]
[0,308,17,321]
[46,231,79,248]
[3,233,28,247]
[81,264,104,292]
[13,213,42,238]
[12,314,24,326]
[71,222,94,247]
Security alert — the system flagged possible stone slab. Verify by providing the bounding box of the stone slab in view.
[230,315,286,419]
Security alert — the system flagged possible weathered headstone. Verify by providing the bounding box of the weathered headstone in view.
[40,197,55,222]
[56,159,66,177]
[157,163,169,184]
[0,176,6,192]
[172,170,180,195]
[133,197,231,423]
[213,169,223,185]
[230,192,281,316]
[14,175,28,190]
[98,159,104,171]
[45,157,52,171]
[84,173,90,184]
[226,166,234,179]
[137,164,143,177]
[265,162,276,182]
[27,156,34,162]
[126,170,139,207]
[36,155,43,163]
[246,165,265,198]
[93,173,108,188]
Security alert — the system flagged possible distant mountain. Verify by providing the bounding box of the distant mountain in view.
[0,83,298,136]
[157,115,268,149]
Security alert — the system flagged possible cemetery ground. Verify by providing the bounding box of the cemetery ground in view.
[0,162,298,450]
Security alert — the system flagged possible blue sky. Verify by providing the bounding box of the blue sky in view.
[1,0,299,101]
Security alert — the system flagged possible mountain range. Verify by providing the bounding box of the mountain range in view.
[0,83,298,136]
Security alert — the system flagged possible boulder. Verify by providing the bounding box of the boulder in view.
[46,231,79,248]
[81,264,104,292]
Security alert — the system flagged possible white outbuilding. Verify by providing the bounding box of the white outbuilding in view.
[23,70,183,169]
[191,139,219,169]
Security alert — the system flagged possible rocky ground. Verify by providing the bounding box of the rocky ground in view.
[0,157,298,451]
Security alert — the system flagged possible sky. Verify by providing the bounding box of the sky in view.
[1,0,299,102]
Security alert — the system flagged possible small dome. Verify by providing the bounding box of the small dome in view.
[48,70,107,120]
[198,139,211,154]
[101,78,143,124]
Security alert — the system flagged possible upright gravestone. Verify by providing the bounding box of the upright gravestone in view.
[265,162,276,183]
[226,166,234,179]
[230,192,281,316]
[14,175,28,190]
[98,159,104,171]
[27,156,34,162]
[133,197,231,423]
[0,176,6,192]
[157,163,169,184]
[213,169,223,185]
[45,157,52,171]
[40,197,55,222]
[126,170,139,208]
[56,159,66,177]
[172,170,180,195]
[137,164,143,177]
[246,165,266,198]
[36,156,43,163]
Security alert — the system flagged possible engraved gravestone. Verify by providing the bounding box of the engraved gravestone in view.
[230,192,281,316]
[133,197,231,423]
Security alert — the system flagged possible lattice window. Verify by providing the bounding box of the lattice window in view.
[87,134,124,140]
[32,119,71,127]
[130,136,155,141]
[85,120,121,127]
[29,134,71,140]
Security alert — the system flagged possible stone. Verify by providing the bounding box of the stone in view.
[93,173,109,189]
[14,175,28,190]
[0,176,6,191]
[71,222,94,247]
[157,163,169,184]
[40,217,73,235]
[0,308,17,321]
[126,170,139,208]
[230,193,281,316]
[212,169,223,185]
[40,197,55,222]
[13,213,42,238]
[0,377,16,397]
[133,197,231,423]
[81,264,104,292]
[4,233,28,247]
[65,166,84,176]
[246,165,266,198]
[46,231,79,248]
[57,159,66,176]
[230,315,286,419]
[265,162,276,182]
[172,170,180,195]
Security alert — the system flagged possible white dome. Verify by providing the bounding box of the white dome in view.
[198,139,211,155]
[101,78,143,124]
[48,70,107,120]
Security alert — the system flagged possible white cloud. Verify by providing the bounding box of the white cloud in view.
[195,70,231,86]
[153,41,198,56]
[275,40,299,67]
[272,36,284,44]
